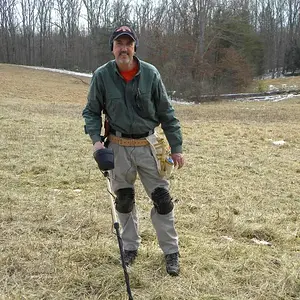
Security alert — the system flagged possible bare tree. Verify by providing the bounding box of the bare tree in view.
[0,0,18,63]
[82,0,106,32]
[65,0,82,68]
[36,0,53,65]
[54,0,68,66]
[19,0,37,65]
[109,0,132,27]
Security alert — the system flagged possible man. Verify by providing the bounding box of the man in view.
[82,25,184,276]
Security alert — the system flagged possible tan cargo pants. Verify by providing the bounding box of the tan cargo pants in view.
[108,138,179,255]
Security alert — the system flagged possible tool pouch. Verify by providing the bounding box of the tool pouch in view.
[146,133,174,179]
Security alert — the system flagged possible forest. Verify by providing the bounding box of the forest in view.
[1,0,300,96]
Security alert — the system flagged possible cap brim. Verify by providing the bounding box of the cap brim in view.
[113,32,136,42]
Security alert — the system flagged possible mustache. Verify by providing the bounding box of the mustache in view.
[119,51,128,56]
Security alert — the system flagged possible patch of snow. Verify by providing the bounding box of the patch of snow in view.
[258,71,284,80]
[286,84,298,89]
[233,93,297,102]
[22,65,92,78]
[171,98,195,105]
[269,84,279,91]
[272,140,286,146]
[251,238,272,246]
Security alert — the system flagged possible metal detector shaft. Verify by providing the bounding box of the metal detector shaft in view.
[104,172,133,300]
[105,173,118,224]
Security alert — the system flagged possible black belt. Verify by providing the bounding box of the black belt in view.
[110,129,154,139]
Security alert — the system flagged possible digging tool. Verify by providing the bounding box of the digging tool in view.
[93,148,134,300]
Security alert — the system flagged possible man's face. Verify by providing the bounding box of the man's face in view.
[112,35,135,66]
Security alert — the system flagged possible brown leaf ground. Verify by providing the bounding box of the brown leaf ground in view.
[1,64,300,300]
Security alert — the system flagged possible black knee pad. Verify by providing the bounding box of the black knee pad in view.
[151,187,174,215]
[115,188,135,213]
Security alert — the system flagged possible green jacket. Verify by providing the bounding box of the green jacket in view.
[82,57,182,153]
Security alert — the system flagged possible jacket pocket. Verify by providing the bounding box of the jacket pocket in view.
[105,91,123,119]
[135,91,156,118]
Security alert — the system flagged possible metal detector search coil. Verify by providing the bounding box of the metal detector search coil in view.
[93,148,114,171]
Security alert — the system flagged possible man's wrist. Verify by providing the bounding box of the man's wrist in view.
[91,134,102,145]
[171,145,182,154]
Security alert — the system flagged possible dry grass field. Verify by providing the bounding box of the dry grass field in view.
[1,64,300,300]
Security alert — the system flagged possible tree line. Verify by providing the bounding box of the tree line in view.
[1,0,300,96]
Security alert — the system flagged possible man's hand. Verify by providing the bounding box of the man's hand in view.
[171,153,184,169]
[93,141,105,152]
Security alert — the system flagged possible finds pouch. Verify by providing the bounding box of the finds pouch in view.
[146,133,174,179]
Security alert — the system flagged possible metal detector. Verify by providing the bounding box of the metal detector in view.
[94,148,134,300]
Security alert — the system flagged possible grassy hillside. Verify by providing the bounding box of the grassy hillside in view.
[242,72,300,93]
[1,64,300,300]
